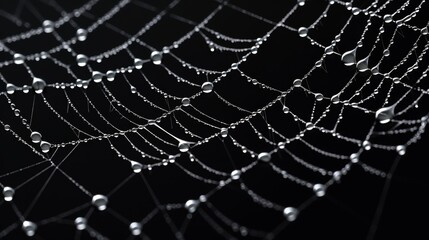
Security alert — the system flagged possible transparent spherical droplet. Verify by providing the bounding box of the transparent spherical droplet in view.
[92,194,108,211]
[220,128,228,138]
[422,27,428,35]
[383,14,393,23]
[178,141,190,152]
[351,7,360,15]
[4,125,10,131]
[32,77,46,94]
[298,27,308,37]
[129,222,142,236]
[333,171,342,181]
[283,106,289,114]
[22,221,37,237]
[325,45,334,55]
[42,20,54,33]
[134,58,143,69]
[185,199,199,213]
[30,131,42,143]
[22,85,31,93]
[92,71,103,83]
[106,71,116,82]
[3,186,15,202]
[278,142,286,149]
[283,207,299,222]
[130,161,143,173]
[231,63,238,70]
[14,53,25,64]
[6,83,17,94]
[76,54,88,67]
[331,94,340,104]
[130,86,137,94]
[362,140,371,151]
[341,48,357,66]
[297,0,305,6]
[251,46,258,54]
[306,122,314,130]
[315,93,323,101]
[375,105,395,124]
[356,56,370,72]
[181,98,190,107]
[74,217,87,230]
[257,152,271,162]
[201,82,213,93]
[383,49,390,57]
[396,145,406,156]
[313,184,326,197]
[350,153,359,163]
[151,51,162,65]
[293,79,302,87]
[40,141,51,153]
[76,28,87,41]
[231,170,241,180]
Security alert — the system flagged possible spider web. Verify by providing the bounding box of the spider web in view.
[0,0,428,239]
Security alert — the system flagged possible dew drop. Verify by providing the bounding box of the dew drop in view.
[201,82,213,93]
[306,122,314,130]
[297,0,305,6]
[76,54,88,67]
[92,71,103,83]
[6,83,17,94]
[422,27,428,35]
[220,128,228,138]
[40,141,51,153]
[151,51,162,65]
[298,27,308,37]
[129,222,142,236]
[356,56,370,72]
[396,145,406,155]
[181,98,190,107]
[257,152,271,162]
[375,105,395,124]
[32,77,46,94]
[14,53,25,64]
[341,48,357,66]
[383,49,390,57]
[42,20,54,33]
[333,171,342,181]
[22,85,31,93]
[350,153,359,163]
[178,141,190,152]
[331,94,340,104]
[130,161,143,173]
[74,217,87,230]
[106,70,116,81]
[231,63,238,70]
[22,221,37,236]
[76,28,87,41]
[362,140,371,150]
[130,86,137,94]
[313,183,326,197]
[185,199,199,213]
[30,131,42,143]
[231,170,241,180]
[283,207,299,222]
[134,58,143,69]
[293,79,302,87]
[383,14,393,23]
[315,93,323,101]
[325,45,334,55]
[3,186,14,202]
[92,194,108,211]
[283,106,289,114]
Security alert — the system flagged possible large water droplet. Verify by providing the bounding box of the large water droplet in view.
[313,183,326,197]
[298,27,308,37]
[201,82,213,93]
[129,222,142,236]
[40,141,51,153]
[76,54,88,67]
[178,141,190,152]
[76,28,87,41]
[92,71,103,83]
[30,132,42,143]
[134,58,143,69]
[331,94,340,104]
[375,105,395,124]
[6,83,17,94]
[32,77,46,94]
[306,122,314,130]
[130,161,143,173]
[14,53,25,64]
[181,98,190,107]
[42,20,54,33]
[341,48,357,66]
[283,207,299,221]
[22,221,37,237]
[383,14,393,23]
[315,93,323,101]
[92,194,108,211]
[74,217,87,230]
[3,186,14,201]
[231,170,241,180]
[293,79,302,87]
[151,51,162,65]
[185,199,199,213]
[257,152,271,162]
[356,56,370,72]
[106,71,116,81]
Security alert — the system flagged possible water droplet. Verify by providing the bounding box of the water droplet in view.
[220,128,228,138]
[92,194,108,211]
[375,105,395,124]
[356,56,370,72]
[4,125,10,131]
[297,0,305,6]
[313,183,326,197]
[151,51,162,65]
[32,77,46,94]
[106,71,116,81]
[251,46,258,54]
[293,79,302,87]
[306,122,314,130]
[181,98,190,107]
[42,20,54,33]
[371,63,380,74]
[383,14,393,23]
[396,145,406,155]
[333,171,342,181]
[76,54,88,67]
[325,45,334,55]
[283,207,299,221]
[22,221,37,237]
[134,58,143,69]
[22,85,31,93]
[76,28,87,41]
[258,152,271,162]
[341,48,357,66]
[351,7,360,15]
[315,93,323,101]
[129,222,142,236]
[298,27,308,37]
[14,53,25,64]
[130,161,143,173]
[178,141,190,152]
[3,186,14,201]
[278,142,286,149]
[201,82,213,93]
[331,94,340,104]
[231,170,241,180]
[422,27,428,35]
[92,71,103,83]
[362,140,371,150]
[40,141,51,153]
[350,153,359,163]
[130,86,137,94]
[283,106,289,114]
[231,63,238,70]
[383,49,390,57]
[30,132,42,143]
[6,83,17,94]
[185,199,199,213]
[74,217,87,230]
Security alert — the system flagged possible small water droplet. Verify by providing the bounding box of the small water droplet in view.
[297,0,305,6]
[30,132,42,143]
[151,51,162,65]
[201,82,213,93]
[220,128,228,138]
[106,71,116,81]
[341,48,357,66]
[283,207,299,221]
[130,161,143,173]
[181,98,190,106]
[362,140,371,150]
[32,77,46,94]
[315,93,323,101]
[231,63,238,70]
[231,170,241,180]
[6,83,17,94]
[74,217,87,230]
[76,54,88,67]
[333,171,342,181]
[350,153,359,163]
[375,105,395,124]
[331,94,340,104]
[92,194,108,211]
[383,14,393,23]
[92,71,103,83]
[22,221,37,236]
[134,58,143,69]
[178,141,190,152]
[383,49,390,57]
[298,27,308,37]
[129,222,142,236]
[293,79,302,87]
[185,199,199,213]
[306,122,314,130]
[40,141,51,153]
[313,183,326,197]
[14,53,25,64]
[283,106,289,114]
[76,28,87,41]
[3,186,14,201]
[325,45,334,55]
[356,56,370,72]
[396,145,406,155]
[257,152,271,162]
[42,20,54,33]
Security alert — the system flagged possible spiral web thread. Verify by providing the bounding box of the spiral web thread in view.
[0,0,428,239]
